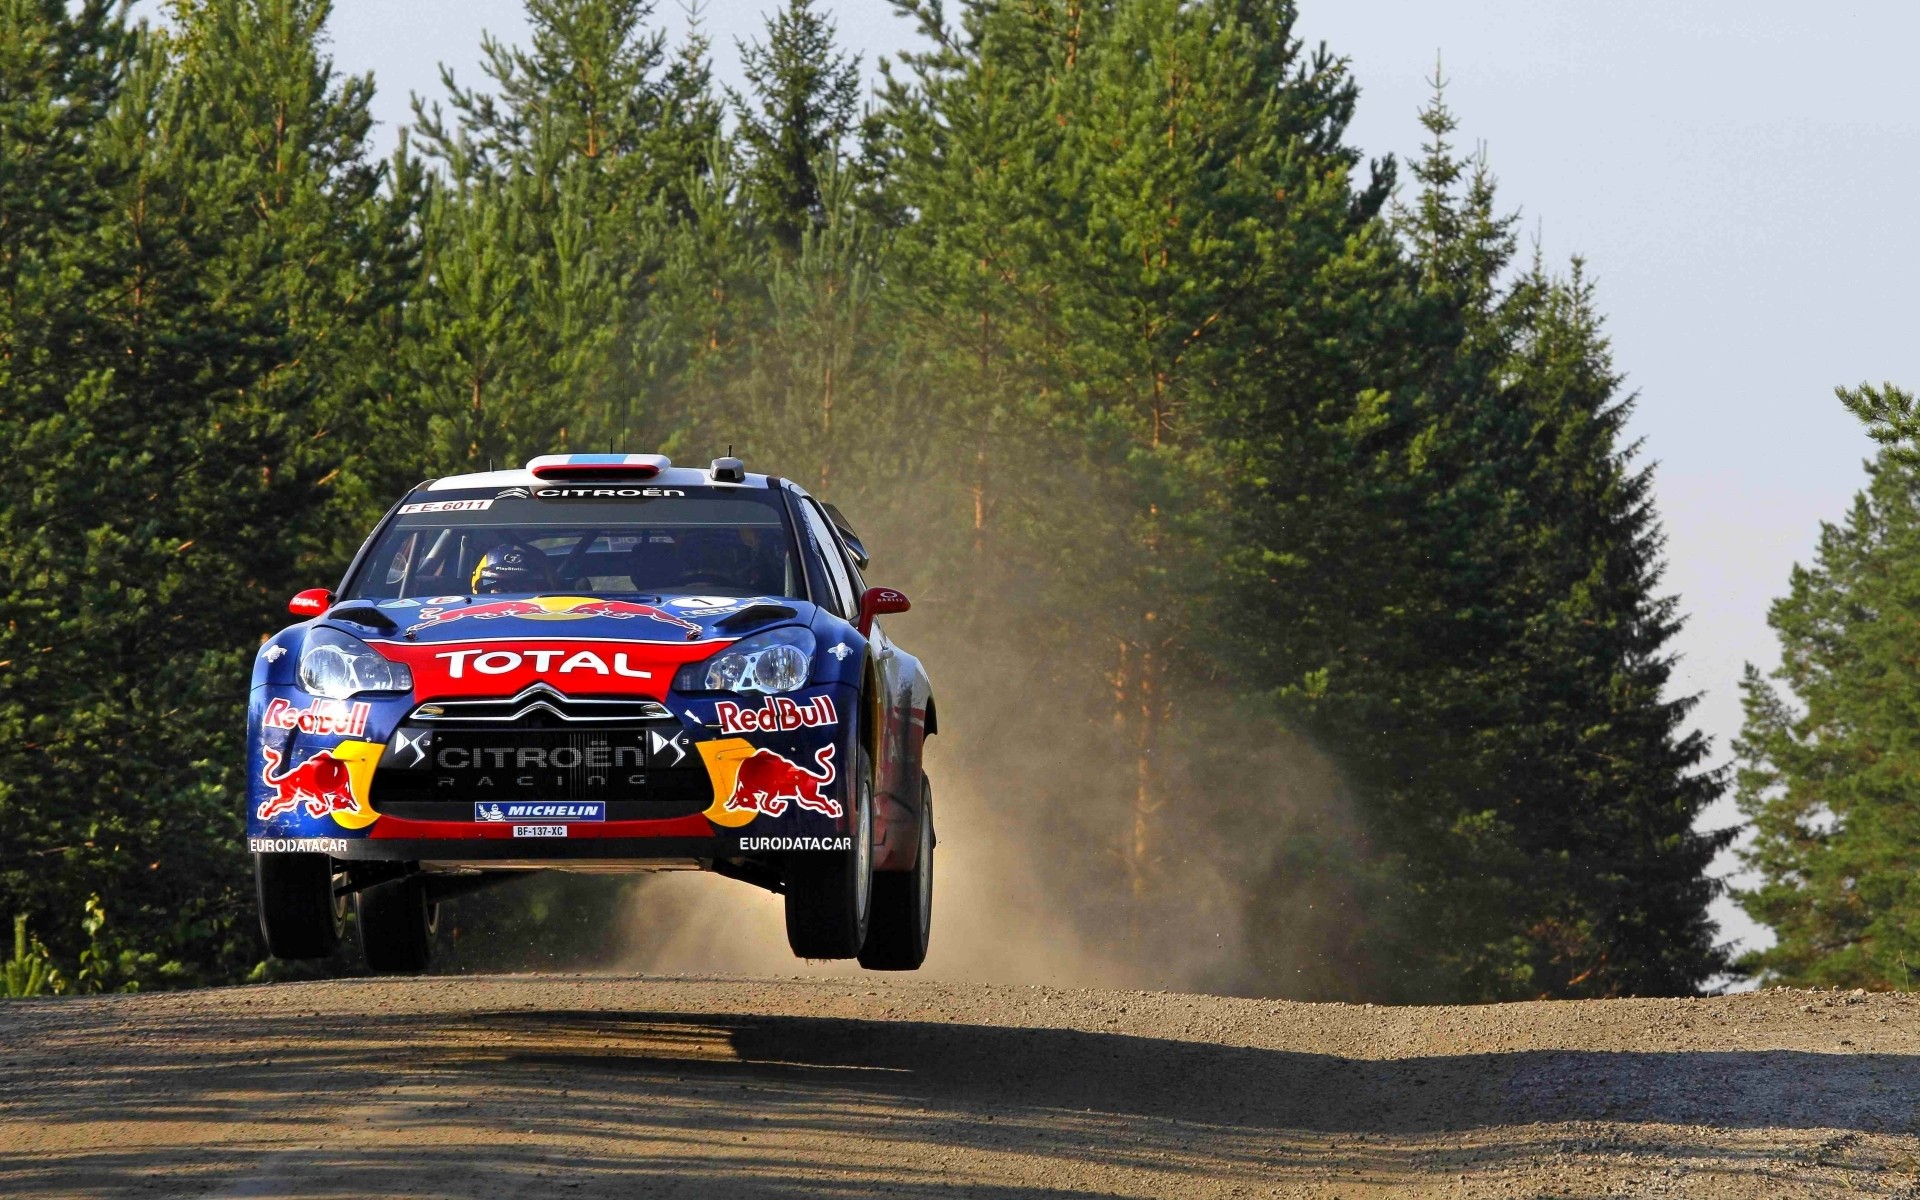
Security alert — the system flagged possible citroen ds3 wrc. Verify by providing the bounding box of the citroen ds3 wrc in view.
[248,454,936,973]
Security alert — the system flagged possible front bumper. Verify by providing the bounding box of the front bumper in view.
[245,683,858,862]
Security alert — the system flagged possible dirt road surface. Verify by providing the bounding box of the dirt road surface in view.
[3,976,1918,1198]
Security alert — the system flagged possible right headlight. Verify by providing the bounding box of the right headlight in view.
[299,626,413,699]
[673,626,814,694]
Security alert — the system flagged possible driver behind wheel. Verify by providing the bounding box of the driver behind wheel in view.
[471,542,555,594]
[614,534,679,593]
[674,528,753,588]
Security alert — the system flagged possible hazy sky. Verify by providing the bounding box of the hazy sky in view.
[314,0,1920,959]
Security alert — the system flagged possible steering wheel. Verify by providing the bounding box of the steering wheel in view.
[676,571,737,589]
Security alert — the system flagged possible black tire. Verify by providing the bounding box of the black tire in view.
[254,852,344,960]
[784,745,874,959]
[859,773,934,971]
[355,873,439,974]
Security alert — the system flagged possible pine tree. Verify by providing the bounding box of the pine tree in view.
[1496,265,1730,996]
[732,0,867,254]
[1738,389,1920,988]
[0,0,400,984]
[0,0,132,975]
[1299,78,1732,999]
[406,0,723,463]
[876,0,1425,981]
[1198,76,1729,1001]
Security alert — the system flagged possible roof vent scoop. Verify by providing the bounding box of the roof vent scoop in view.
[710,456,746,484]
[525,453,670,481]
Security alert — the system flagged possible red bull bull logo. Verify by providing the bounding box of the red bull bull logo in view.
[724,744,840,819]
[566,600,701,630]
[256,747,361,821]
[406,596,701,637]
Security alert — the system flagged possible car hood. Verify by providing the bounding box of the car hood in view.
[352,593,815,645]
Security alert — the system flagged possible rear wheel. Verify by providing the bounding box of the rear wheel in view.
[784,745,873,959]
[255,852,345,960]
[355,874,438,974]
[859,774,934,971]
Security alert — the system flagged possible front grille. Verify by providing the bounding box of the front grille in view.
[369,723,709,818]
[410,684,671,726]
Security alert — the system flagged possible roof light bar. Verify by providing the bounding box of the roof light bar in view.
[525,453,671,481]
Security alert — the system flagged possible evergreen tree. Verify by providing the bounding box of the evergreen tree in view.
[0,0,132,976]
[1279,80,1732,999]
[674,1,919,502]
[406,0,722,464]
[1738,388,1920,987]
[0,0,400,985]
[732,0,868,254]
[1499,266,1729,996]
[877,0,1428,983]
[1213,77,1729,1000]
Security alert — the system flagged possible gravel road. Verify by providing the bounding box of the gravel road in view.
[2,975,1917,1198]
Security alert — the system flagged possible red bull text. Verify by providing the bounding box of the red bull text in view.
[715,694,837,735]
[262,697,371,737]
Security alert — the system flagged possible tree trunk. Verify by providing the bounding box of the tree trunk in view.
[1129,635,1165,901]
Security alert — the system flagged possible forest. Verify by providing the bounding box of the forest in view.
[0,0,1741,1002]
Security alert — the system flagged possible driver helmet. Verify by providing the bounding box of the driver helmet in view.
[471,543,553,594]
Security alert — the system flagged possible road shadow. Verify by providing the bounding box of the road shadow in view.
[1,1003,1916,1197]
[471,1008,1920,1135]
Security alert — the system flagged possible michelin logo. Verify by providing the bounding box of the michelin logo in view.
[475,801,606,823]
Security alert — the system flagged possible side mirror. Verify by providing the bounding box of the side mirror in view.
[857,587,910,637]
[289,588,334,618]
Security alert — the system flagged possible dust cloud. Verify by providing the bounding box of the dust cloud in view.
[441,458,1383,998]
[610,627,1379,999]
[610,746,1174,989]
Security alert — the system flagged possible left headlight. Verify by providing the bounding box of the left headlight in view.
[673,626,814,694]
[299,626,413,699]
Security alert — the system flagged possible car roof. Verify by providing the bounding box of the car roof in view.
[422,467,785,492]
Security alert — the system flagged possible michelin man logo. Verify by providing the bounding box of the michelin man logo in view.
[477,802,507,822]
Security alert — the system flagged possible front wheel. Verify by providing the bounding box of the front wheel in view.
[254,852,344,960]
[860,773,934,971]
[355,873,438,974]
[784,745,874,959]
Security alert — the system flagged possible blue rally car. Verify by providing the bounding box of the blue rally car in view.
[249,454,936,973]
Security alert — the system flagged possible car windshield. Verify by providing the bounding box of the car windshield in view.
[342,486,801,601]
